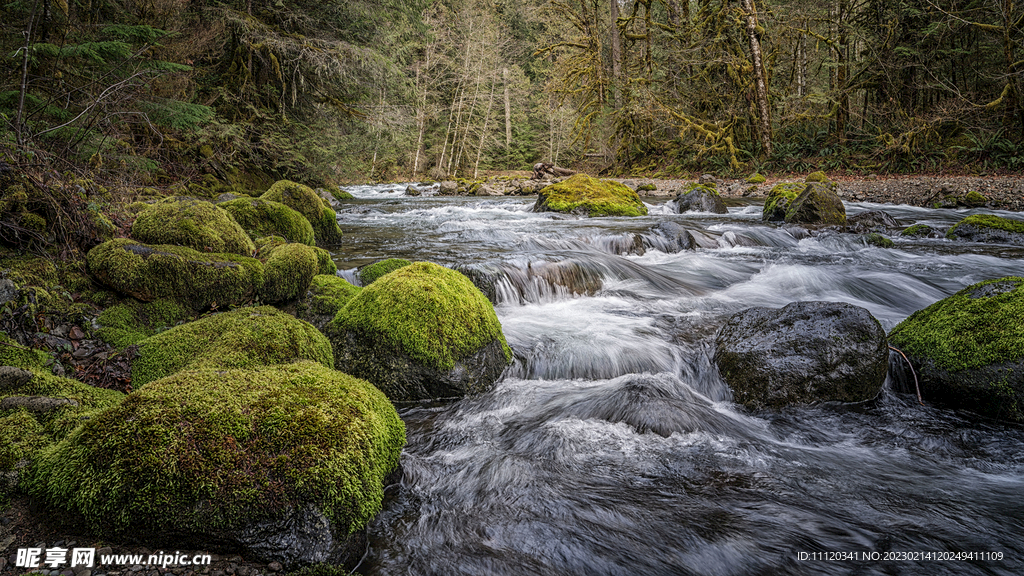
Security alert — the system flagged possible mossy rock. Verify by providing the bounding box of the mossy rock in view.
[785,181,846,226]
[1,333,125,501]
[219,198,316,246]
[96,297,191,349]
[671,182,727,214]
[358,258,412,285]
[331,188,355,200]
[901,223,937,238]
[261,181,343,247]
[131,197,256,256]
[26,361,405,567]
[762,182,805,222]
[865,233,894,248]
[888,277,1024,422]
[131,305,333,388]
[326,262,512,402]
[945,214,1024,246]
[534,174,648,217]
[295,275,362,331]
[259,243,321,304]
[746,173,766,184]
[313,246,336,275]
[636,183,657,192]
[87,239,264,311]
[805,171,830,183]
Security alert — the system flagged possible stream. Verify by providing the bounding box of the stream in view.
[332,183,1024,575]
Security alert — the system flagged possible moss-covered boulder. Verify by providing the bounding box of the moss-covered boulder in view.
[259,243,320,304]
[901,223,939,238]
[534,174,648,217]
[326,262,512,402]
[261,180,343,247]
[746,173,766,184]
[131,306,333,388]
[713,301,888,410]
[864,233,894,248]
[27,361,405,568]
[131,197,256,256]
[219,197,316,246]
[96,297,191,349]
[762,182,805,222]
[87,239,264,311]
[1,333,125,503]
[785,181,846,226]
[945,214,1024,246]
[358,258,412,285]
[670,182,727,214]
[888,277,1024,422]
[313,246,337,275]
[294,275,362,331]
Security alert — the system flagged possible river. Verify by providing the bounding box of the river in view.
[331,183,1024,575]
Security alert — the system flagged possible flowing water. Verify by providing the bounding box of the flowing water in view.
[333,184,1024,575]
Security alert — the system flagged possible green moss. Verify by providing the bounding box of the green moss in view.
[865,233,894,248]
[331,188,355,200]
[261,180,343,247]
[889,277,1024,372]
[131,306,333,387]
[0,410,48,472]
[535,174,648,217]
[805,171,830,183]
[746,173,766,184]
[219,197,316,246]
[762,182,805,222]
[963,190,987,207]
[259,243,319,303]
[785,181,846,225]
[126,201,151,214]
[131,197,256,256]
[359,258,412,285]
[684,182,720,196]
[255,235,287,255]
[331,262,511,371]
[20,212,47,232]
[901,223,935,237]
[946,214,1024,239]
[27,361,405,536]
[96,298,190,349]
[87,239,265,311]
[313,247,336,275]
[297,275,362,322]
[636,183,657,192]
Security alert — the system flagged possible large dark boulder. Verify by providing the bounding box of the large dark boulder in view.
[326,262,512,402]
[888,277,1024,422]
[713,301,888,410]
[669,183,727,214]
[785,181,846,226]
[762,183,805,222]
[944,214,1024,246]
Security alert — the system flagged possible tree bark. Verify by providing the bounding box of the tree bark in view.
[741,0,772,156]
[504,67,512,147]
[610,0,623,110]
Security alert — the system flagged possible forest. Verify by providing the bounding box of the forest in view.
[2,0,1023,187]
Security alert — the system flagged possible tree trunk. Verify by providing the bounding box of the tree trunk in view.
[610,0,623,110]
[741,0,772,156]
[16,0,41,147]
[503,67,512,148]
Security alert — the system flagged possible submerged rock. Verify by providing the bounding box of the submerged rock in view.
[534,174,648,217]
[326,262,512,402]
[847,210,901,232]
[669,182,727,214]
[27,361,405,569]
[945,214,1024,246]
[888,276,1024,422]
[713,301,888,410]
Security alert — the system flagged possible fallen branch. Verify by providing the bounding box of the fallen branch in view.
[888,344,923,405]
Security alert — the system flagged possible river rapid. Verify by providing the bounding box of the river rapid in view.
[333,183,1024,576]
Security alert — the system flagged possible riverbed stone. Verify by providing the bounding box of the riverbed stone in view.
[669,182,727,214]
[27,362,405,569]
[785,181,846,226]
[762,182,805,222]
[944,214,1024,246]
[534,174,648,217]
[888,276,1024,422]
[713,301,888,410]
[326,262,512,402]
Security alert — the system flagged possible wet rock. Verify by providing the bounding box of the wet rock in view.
[900,224,940,238]
[648,221,695,252]
[785,181,846,226]
[714,301,888,410]
[762,182,805,222]
[0,279,17,305]
[438,181,458,196]
[888,277,1024,422]
[847,210,900,232]
[405,186,421,197]
[534,175,647,217]
[945,214,1024,246]
[669,183,727,214]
